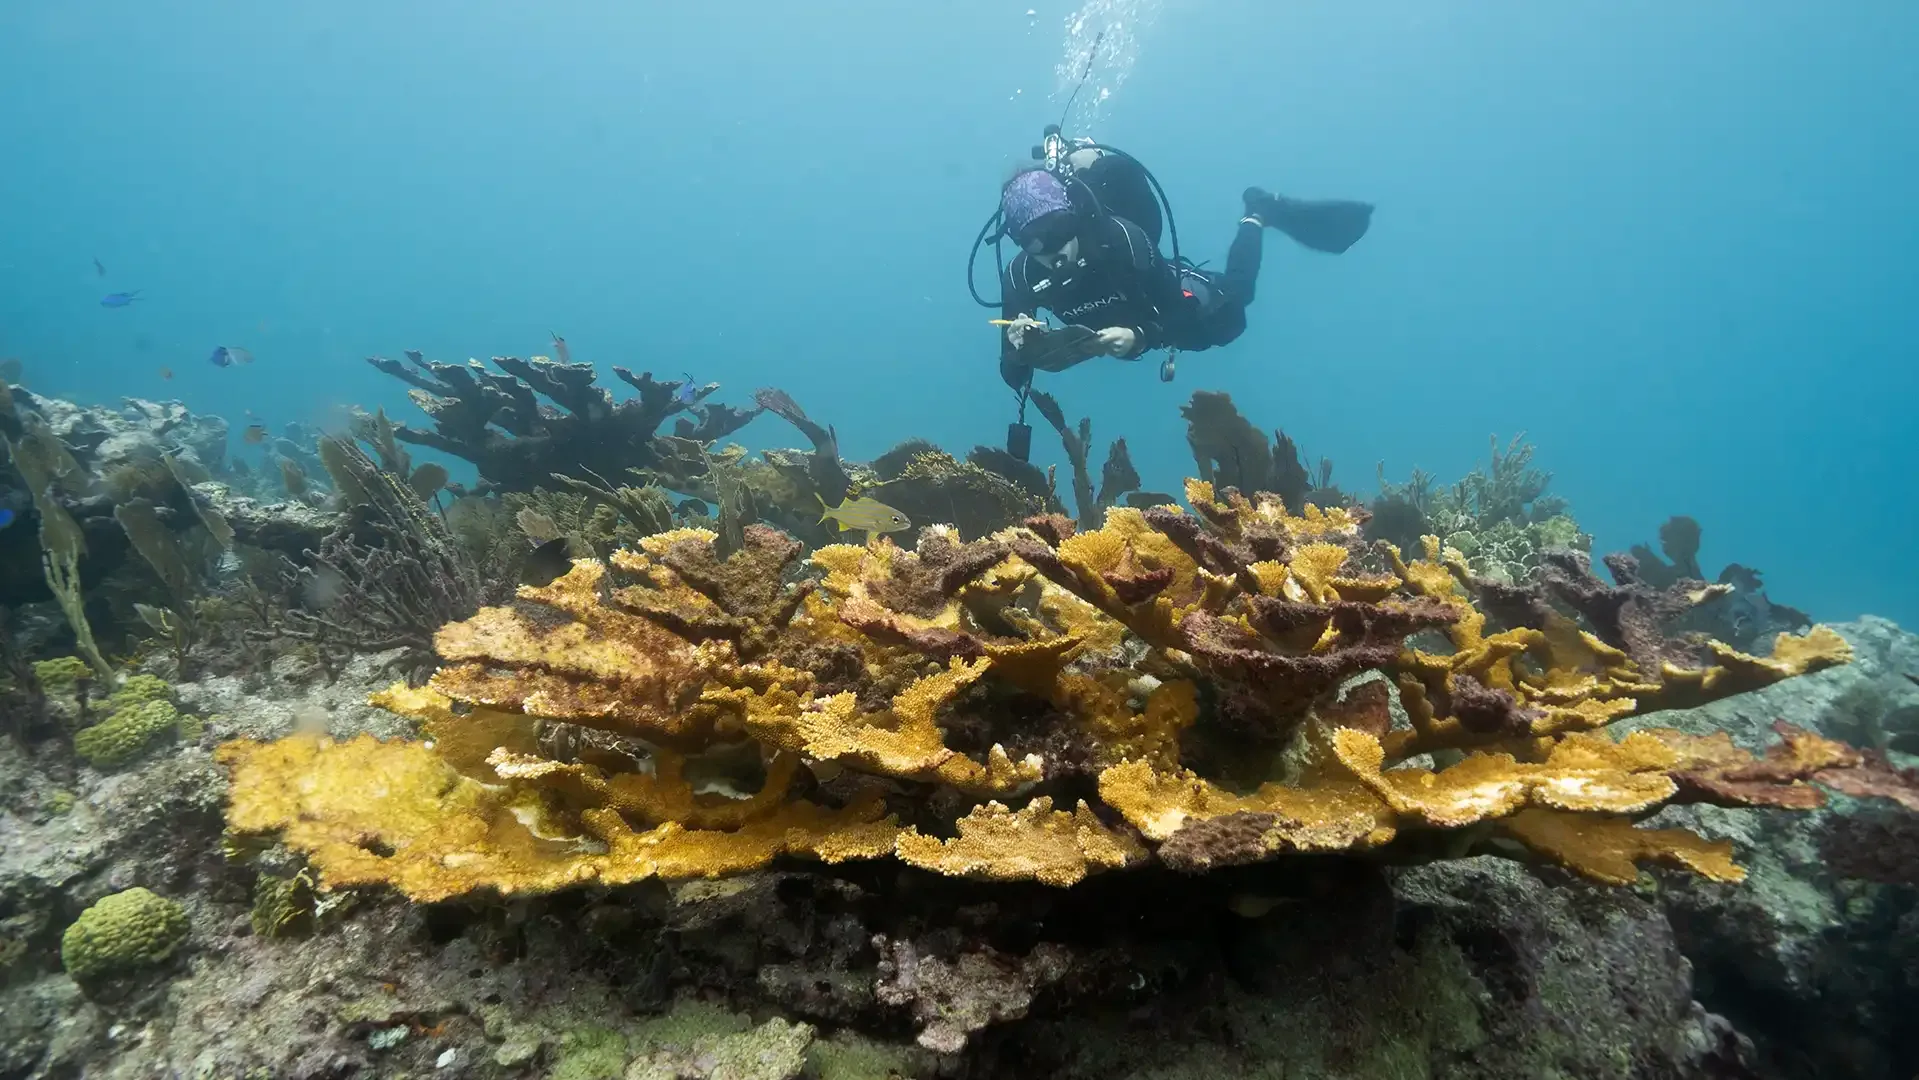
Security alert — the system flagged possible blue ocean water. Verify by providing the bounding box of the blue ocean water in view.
[1,2,1912,626]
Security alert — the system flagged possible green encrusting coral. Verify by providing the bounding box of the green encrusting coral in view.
[626,1017,816,1080]
[60,887,190,987]
[550,1025,630,1080]
[31,656,93,694]
[73,699,181,769]
[105,673,173,712]
[57,671,191,769]
[249,872,316,939]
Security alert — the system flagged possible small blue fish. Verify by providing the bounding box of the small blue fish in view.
[0,508,15,530]
[209,346,255,368]
[101,290,141,307]
[673,373,702,406]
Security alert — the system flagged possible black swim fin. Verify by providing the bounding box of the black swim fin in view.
[1247,189,1374,254]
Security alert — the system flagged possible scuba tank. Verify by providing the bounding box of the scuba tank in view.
[1060,143,1165,248]
[968,124,1183,310]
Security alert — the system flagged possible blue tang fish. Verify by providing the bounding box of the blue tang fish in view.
[674,373,702,406]
[0,507,15,529]
[101,291,141,307]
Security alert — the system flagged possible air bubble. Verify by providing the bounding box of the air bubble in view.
[1052,0,1165,132]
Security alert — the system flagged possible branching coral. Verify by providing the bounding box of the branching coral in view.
[259,438,488,681]
[222,474,1879,902]
[1628,514,1813,652]
[868,445,1047,542]
[1029,390,1140,529]
[1180,390,1331,512]
[368,349,752,491]
[1372,433,1586,585]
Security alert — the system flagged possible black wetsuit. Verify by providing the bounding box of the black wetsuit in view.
[998,212,1265,390]
[998,147,1372,390]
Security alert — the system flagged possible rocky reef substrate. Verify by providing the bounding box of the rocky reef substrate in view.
[1,619,1914,1080]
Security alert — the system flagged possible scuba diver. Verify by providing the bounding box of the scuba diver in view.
[972,128,1374,460]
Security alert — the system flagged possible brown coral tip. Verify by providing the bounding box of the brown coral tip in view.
[1181,610,1398,694]
[1020,513,1077,547]
[1141,506,1246,577]
[936,541,1011,596]
[867,535,1010,618]
[1652,721,1859,810]
[1331,597,1461,643]
[1101,545,1176,605]
[1241,521,1291,563]
[1245,597,1335,641]
[1812,749,1919,812]
[1006,536,1076,590]
[1156,811,1292,873]
[1316,679,1396,739]
[657,524,806,622]
[1472,578,1555,631]
[1537,549,1711,672]
[869,552,953,618]
[1448,674,1542,736]
[840,597,986,660]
